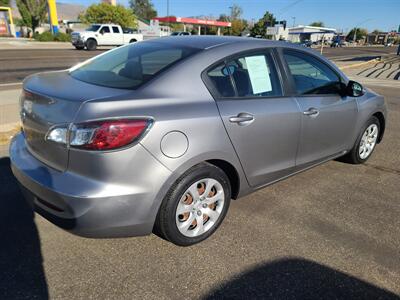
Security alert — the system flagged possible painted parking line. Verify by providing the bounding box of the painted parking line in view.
[0,82,22,87]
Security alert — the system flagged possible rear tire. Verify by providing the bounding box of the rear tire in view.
[85,39,97,51]
[341,116,380,164]
[154,163,231,246]
[129,39,137,43]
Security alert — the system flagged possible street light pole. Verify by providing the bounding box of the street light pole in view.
[167,0,169,17]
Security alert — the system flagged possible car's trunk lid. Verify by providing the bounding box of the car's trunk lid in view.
[21,71,132,172]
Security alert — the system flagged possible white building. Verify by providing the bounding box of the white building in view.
[266,24,288,40]
[287,25,337,43]
[137,19,170,39]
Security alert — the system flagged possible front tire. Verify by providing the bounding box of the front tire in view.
[85,39,97,51]
[342,116,380,164]
[154,163,231,246]
[75,46,84,50]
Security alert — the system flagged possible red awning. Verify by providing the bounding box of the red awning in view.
[152,17,231,27]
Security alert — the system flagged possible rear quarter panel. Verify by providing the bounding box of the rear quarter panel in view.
[73,46,254,198]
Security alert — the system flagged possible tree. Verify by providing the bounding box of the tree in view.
[0,0,10,6]
[230,4,243,20]
[309,21,325,27]
[16,0,47,33]
[346,27,368,41]
[231,19,248,36]
[214,5,247,36]
[129,0,157,20]
[250,11,276,38]
[79,3,137,29]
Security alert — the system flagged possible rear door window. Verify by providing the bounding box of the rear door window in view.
[206,63,235,98]
[112,26,120,33]
[226,53,282,97]
[205,51,282,99]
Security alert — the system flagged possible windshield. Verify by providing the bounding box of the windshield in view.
[86,25,101,32]
[70,42,199,89]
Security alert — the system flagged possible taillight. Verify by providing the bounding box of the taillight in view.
[46,119,152,151]
[70,119,151,150]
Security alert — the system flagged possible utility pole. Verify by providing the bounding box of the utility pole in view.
[167,0,170,29]
[228,6,233,36]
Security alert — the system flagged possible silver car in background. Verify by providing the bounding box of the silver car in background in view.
[10,36,386,246]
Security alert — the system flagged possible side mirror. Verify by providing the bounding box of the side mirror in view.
[345,80,364,97]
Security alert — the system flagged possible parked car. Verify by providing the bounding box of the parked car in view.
[170,31,191,36]
[11,37,386,246]
[71,24,143,50]
[299,40,312,47]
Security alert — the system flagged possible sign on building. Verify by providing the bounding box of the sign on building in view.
[0,11,10,36]
[266,27,278,35]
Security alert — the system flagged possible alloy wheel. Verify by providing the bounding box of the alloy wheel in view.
[359,124,378,160]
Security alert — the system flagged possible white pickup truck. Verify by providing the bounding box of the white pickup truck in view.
[71,24,143,50]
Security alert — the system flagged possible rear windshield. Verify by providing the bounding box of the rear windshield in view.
[69,42,199,89]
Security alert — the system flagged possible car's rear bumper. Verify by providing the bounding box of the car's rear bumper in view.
[10,133,172,238]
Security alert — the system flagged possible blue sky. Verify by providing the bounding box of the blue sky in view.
[64,0,400,32]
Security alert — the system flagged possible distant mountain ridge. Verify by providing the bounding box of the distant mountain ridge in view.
[11,1,86,21]
[56,2,86,20]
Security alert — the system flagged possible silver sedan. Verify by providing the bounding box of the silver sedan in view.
[10,36,386,246]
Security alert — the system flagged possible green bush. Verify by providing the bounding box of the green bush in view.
[33,31,71,42]
[54,32,71,42]
[33,31,53,41]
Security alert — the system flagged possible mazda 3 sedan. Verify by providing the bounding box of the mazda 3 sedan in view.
[10,36,386,246]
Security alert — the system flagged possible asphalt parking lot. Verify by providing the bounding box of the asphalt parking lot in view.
[0,84,399,299]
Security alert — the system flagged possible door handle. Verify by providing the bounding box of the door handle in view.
[303,107,319,116]
[229,113,255,125]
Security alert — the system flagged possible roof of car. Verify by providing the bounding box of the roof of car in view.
[146,35,288,50]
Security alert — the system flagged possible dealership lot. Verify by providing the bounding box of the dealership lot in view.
[1,83,399,298]
[0,44,399,298]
